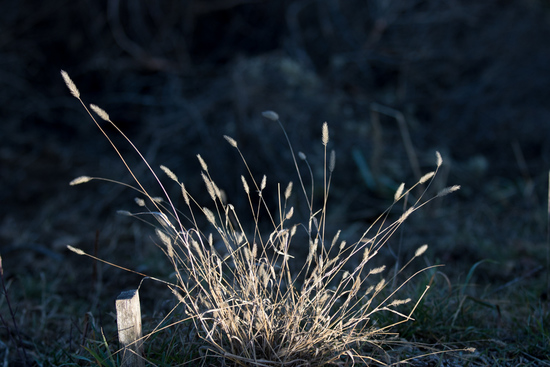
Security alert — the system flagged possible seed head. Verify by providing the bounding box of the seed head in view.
[260,175,267,190]
[437,185,461,197]
[419,171,435,184]
[60,70,80,98]
[90,104,109,121]
[197,154,208,172]
[394,182,405,202]
[241,175,249,194]
[160,165,179,183]
[67,245,85,256]
[262,110,279,121]
[224,135,238,148]
[284,181,293,199]
[436,151,443,167]
[414,244,428,257]
[322,122,329,146]
[70,176,92,185]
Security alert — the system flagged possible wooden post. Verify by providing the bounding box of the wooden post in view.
[116,289,144,367]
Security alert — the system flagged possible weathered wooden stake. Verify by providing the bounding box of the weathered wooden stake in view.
[116,289,144,367]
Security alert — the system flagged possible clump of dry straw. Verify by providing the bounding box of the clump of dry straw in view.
[62,70,461,366]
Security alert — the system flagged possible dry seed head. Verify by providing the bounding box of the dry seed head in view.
[298,151,306,160]
[437,185,461,197]
[211,180,223,202]
[322,122,329,146]
[369,265,386,275]
[399,207,415,222]
[201,172,216,201]
[134,197,146,207]
[90,104,109,121]
[394,182,405,202]
[160,165,179,183]
[197,154,208,172]
[181,184,190,205]
[362,247,370,263]
[290,224,297,236]
[388,298,411,307]
[172,289,186,304]
[70,176,92,185]
[419,171,435,184]
[375,278,386,293]
[285,206,294,220]
[260,175,267,190]
[60,70,80,98]
[251,242,257,260]
[365,285,374,296]
[117,210,132,216]
[67,245,85,256]
[191,239,203,257]
[284,181,293,199]
[261,110,279,121]
[156,228,173,258]
[203,207,216,225]
[414,244,428,257]
[244,246,251,265]
[331,230,341,248]
[436,151,443,167]
[339,240,347,252]
[329,149,336,172]
[152,197,163,203]
[223,135,238,148]
[307,239,318,263]
[241,175,249,194]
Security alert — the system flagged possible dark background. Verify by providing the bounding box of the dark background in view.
[1,0,550,364]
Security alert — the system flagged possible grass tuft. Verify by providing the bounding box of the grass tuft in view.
[62,70,461,365]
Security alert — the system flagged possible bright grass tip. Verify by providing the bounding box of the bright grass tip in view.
[285,206,294,220]
[437,185,461,197]
[181,184,190,205]
[369,265,386,275]
[117,210,132,216]
[67,245,85,256]
[223,135,238,148]
[419,171,435,184]
[284,181,293,199]
[60,70,80,98]
[388,298,411,307]
[261,110,279,121]
[69,176,92,185]
[414,244,428,257]
[134,197,146,206]
[160,165,179,183]
[436,151,443,167]
[322,122,329,146]
[298,151,306,160]
[202,172,216,201]
[197,154,208,172]
[394,182,405,202]
[241,175,250,194]
[399,207,415,222]
[89,104,110,121]
[260,175,267,190]
[203,207,216,225]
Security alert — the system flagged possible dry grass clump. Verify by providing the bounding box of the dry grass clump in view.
[62,70,460,366]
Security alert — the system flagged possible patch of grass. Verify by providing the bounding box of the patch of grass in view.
[60,70,470,366]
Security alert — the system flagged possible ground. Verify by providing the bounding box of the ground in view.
[1,0,549,365]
